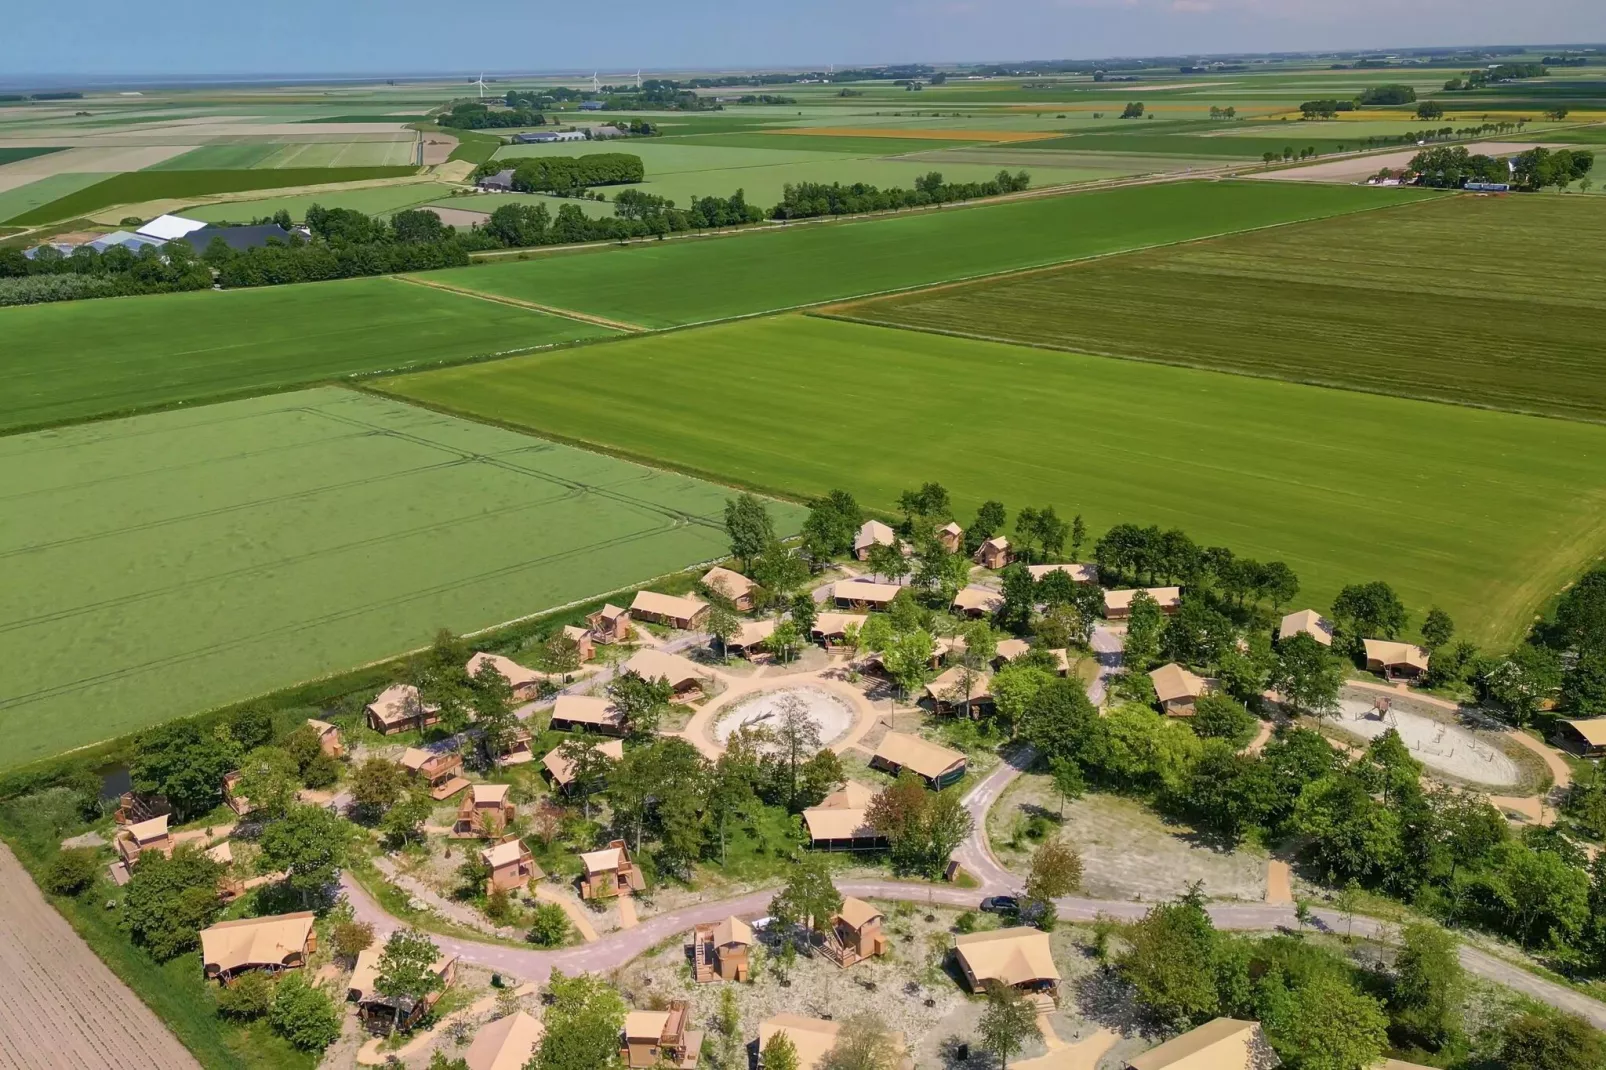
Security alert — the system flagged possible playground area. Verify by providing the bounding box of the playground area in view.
[710,685,856,751]
[1333,688,1520,787]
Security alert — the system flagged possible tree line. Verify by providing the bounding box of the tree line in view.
[0,237,212,307]
[1408,145,1594,190]
[441,100,547,129]
[506,153,645,194]
[770,170,1031,220]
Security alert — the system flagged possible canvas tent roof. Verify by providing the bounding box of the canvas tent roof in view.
[465,1011,545,1070]
[200,911,315,975]
[854,519,897,553]
[1150,663,1208,703]
[1277,609,1334,646]
[803,806,876,840]
[835,896,882,930]
[701,566,755,600]
[1105,587,1183,612]
[1027,562,1097,583]
[624,648,705,688]
[730,618,777,649]
[629,590,707,622]
[712,915,753,948]
[136,213,207,240]
[818,781,877,809]
[401,746,449,772]
[979,536,1010,553]
[126,814,169,843]
[542,737,624,784]
[580,845,628,874]
[832,580,905,605]
[952,585,1004,615]
[471,783,511,805]
[368,683,434,725]
[874,731,966,781]
[954,927,1060,987]
[1124,1017,1262,1070]
[813,612,867,637]
[481,838,529,868]
[467,651,542,690]
[924,665,992,703]
[550,694,625,730]
[1363,639,1430,671]
[349,946,456,1005]
[759,1014,909,1070]
[1563,718,1606,747]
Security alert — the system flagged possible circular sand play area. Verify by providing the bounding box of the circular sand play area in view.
[1334,692,1519,787]
[712,686,856,751]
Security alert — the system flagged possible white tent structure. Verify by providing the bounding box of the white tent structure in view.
[136,214,208,241]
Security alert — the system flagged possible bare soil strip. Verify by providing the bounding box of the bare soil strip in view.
[391,273,645,332]
[0,842,201,1070]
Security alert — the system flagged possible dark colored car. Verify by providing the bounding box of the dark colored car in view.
[979,896,1018,914]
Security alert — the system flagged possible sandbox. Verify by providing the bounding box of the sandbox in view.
[711,686,856,750]
[1333,690,1519,787]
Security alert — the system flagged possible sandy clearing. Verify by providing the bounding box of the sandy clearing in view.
[421,133,457,167]
[1333,696,1520,786]
[711,685,855,749]
[0,842,201,1070]
[424,205,492,228]
[1247,142,1566,183]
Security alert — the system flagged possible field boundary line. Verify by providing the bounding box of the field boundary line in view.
[389,273,646,332]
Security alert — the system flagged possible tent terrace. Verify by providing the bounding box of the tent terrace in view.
[1556,717,1606,757]
[365,683,440,734]
[1276,608,1334,647]
[1122,1017,1272,1070]
[1104,587,1183,618]
[482,835,542,893]
[701,566,757,611]
[802,781,884,850]
[543,737,624,791]
[465,1011,545,1070]
[853,519,897,559]
[871,731,967,788]
[622,1000,701,1069]
[1149,663,1210,717]
[951,584,1004,618]
[630,590,710,630]
[1363,639,1430,681]
[727,617,777,658]
[832,580,905,609]
[758,1014,913,1070]
[812,612,867,649]
[550,694,627,735]
[401,747,469,800]
[624,648,708,699]
[497,724,536,766]
[466,651,544,698]
[974,536,1012,569]
[348,946,458,1032]
[1027,562,1098,584]
[953,927,1060,1008]
[201,911,317,982]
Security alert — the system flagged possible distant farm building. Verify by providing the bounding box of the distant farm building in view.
[476,168,516,191]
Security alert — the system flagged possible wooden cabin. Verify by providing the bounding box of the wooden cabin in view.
[305,719,343,758]
[621,1001,701,1069]
[692,915,753,982]
[114,814,173,869]
[587,603,632,645]
[936,521,964,552]
[400,748,469,800]
[481,835,542,894]
[974,536,1012,570]
[451,783,516,838]
[701,566,757,611]
[580,840,646,899]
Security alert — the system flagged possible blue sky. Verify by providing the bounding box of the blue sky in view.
[4,0,1603,77]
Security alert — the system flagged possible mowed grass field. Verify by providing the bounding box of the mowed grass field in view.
[0,276,613,432]
[426,181,1433,328]
[0,389,800,766]
[841,195,1606,423]
[380,315,1606,651]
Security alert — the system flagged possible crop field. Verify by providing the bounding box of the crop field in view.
[0,388,800,767]
[840,194,1606,422]
[425,181,1430,327]
[379,314,1606,651]
[0,276,613,432]
[179,181,459,222]
[6,165,420,224]
[0,146,63,165]
[0,171,112,222]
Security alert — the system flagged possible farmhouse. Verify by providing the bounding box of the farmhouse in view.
[452,783,516,838]
[821,896,888,968]
[701,566,757,610]
[692,915,753,982]
[1363,639,1431,681]
[832,579,905,609]
[853,519,898,559]
[758,1014,912,1070]
[1277,609,1334,646]
[580,839,646,899]
[951,584,1004,618]
[974,536,1012,569]
[812,612,867,649]
[466,651,544,697]
[476,168,516,191]
[200,911,317,982]
[871,731,967,788]
[113,814,173,869]
[1555,718,1606,757]
[481,835,541,893]
[400,747,470,800]
[1149,663,1210,717]
[1027,562,1098,584]
[727,617,777,658]
[923,665,993,714]
[621,1000,701,1069]
[305,718,343,758]
[465,1011,545,1070]
[624,648,708,699]
[953,927,1060,1006]
[1123,1017,1273,1070]
[349,946,458,1031]
[365,683,439,734]
[802,781,884,849]
[629,590,710,630]
[1104,587,1183,619]
[543,737,624,792]
[549,694,627,735]
[936,521,964,552]
[588,603,632,644]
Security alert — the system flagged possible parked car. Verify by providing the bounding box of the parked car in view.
[979,896,1018,915]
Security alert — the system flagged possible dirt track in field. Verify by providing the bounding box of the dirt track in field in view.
[0,842,200,1070]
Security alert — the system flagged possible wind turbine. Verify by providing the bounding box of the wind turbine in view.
[635,69,642,89]
[472,73,488,99]
[591,71,600,93]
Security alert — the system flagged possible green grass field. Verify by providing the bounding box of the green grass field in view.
[0,146,64,165]
[428,181,1432,327]
[0,276,612,432]
[0,172,113,224]
[379,314,1606,651]
[180,181,460,222]
[841,194,1606,423]
[6,166,421,224]
[0,388,799,766]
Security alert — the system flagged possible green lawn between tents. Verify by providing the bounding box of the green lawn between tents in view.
[0,388,802,767]
[0,275,612,433]
[422,180,1435,328]
[379,314,1606,651]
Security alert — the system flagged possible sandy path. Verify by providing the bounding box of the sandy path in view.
[0,842,202,1070]
[533,884,599,943]
[1264,861,1292,905]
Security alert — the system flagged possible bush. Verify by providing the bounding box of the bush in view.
[43,848,100,896]
[527,901,572,948]
[269,973,342,1051]
[331,919,375,960]
[955,910,978,934]
[215,970,276,1020]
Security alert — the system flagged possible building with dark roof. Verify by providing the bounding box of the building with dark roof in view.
[175,224,294,253]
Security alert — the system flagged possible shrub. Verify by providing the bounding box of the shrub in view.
[331,919,375,960]
[215,970,276,1020]
[269,973,342,1051]
[527,901,572,948]
[43,848,100,896]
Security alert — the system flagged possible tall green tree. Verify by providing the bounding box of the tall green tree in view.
[258,803,347,906]
[1330,581,1407,653]
[469,659,520,767]
[724,493,774,570]
[769,856,843,937]
[536,969,628,1070]
[1118,893,1222,1025]
[760,1030,801,1070]
[607,669,674,739]
[121,845,225,960]
[130,722,242,820]
[1419,608,1455,652]
[1273,632,1343,719]
[978,982,1042,1069]
[1389,922,1465,1052]
[1122,590,1164,671]
[269,973,343,1051]
[1483,645,1562,727]
[375,929,444,1032]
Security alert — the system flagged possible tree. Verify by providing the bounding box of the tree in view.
[130,722,241,820]
[1123,590,1164,671]
[1049,757,1085,818]
[1330,582,1407,653]
[818,1011,903,1070]
[881,628,935,703]
[1556,566,1606,654]
[865,540,905,584]
[269,972,342,1051]
[1070,514,1087,559]
[380,789,433,848]
[766,618,805,665]
[1483,645,1562,727]
[415,630,474,738]
[216,970,276,1019]
[556,737,614,818]
[332,919,375,961]
[978,982,1041,1068]
[790,592,819,637]
[1420,607,1455,652]
[607,669,674,738]
[122,845,225,959]
[772,692,823,809]
[769,855,842,937]
[535,632,583,682]
[227,704,274,749]
[1019,677,1099,765]
[1293,774,1402,883]
[1189,692,1259,747]
[1499,1011,1606,1070]
[715,985,742,1070]
[283,724,339,789]
[996,564,1036,634]
[536,970,628,1070]
[350,757,406,822]
[44,848,99,896]
[259,803,347,906]
[1118,895,1221,1024]
[1267,971,1388,1070]
[1390,922,1465,1052]
[527,901,572,947]
[760,1030,801,1070]
[469,659,520,766]
[1025,838,1082,899]
[801,490,863,560]
[1273,632,1343,719]
[968,500,1008,553]
[724,493,774,570]
[754,539,809,601]
[375,928,445,1032]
